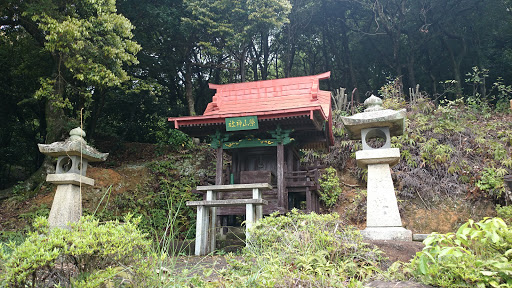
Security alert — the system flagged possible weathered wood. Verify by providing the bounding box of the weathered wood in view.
[240,170,275,185]
[216,204,285,216]
[190,184,270,255]
[216,148,223,185]
[286,147,294,172]
[206,190,217,253]
[195,205,209,255]
[186,199,268,207]
[306,187,312,213]
[286,181,316,187]
[196,183,273,192]
[277,144,285,209]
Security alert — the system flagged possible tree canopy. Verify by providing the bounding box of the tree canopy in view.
[1,0,512,189]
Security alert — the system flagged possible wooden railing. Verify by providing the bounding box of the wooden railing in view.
[284,169,320,191]
[285,169,321,213]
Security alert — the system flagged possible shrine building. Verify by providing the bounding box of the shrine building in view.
[168,71,334,219]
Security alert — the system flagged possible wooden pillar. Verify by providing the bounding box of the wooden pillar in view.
[232,151,239,184]
[253,188,263,221]
[277,144,286,210]
[207,190,216,254]
[216,148,223,185]
[194,205,209,256]
[212,148,223,252]
[286,147,294,172]
[306,187,312,213]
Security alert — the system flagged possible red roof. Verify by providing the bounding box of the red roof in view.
[168,72,334,145]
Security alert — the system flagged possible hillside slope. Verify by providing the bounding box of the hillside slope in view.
[0,98,511,237]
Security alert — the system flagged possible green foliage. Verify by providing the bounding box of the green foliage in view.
[146,159,202,239]
[218,210,384,287]
[388,90,512,203]
[27,0,141,108]
[410,217,512,288]
[497,205,512,225]
[477,167,507,198]
[319,167,343,208]
[155,121,194,151]
[1,215,160,287]
[18,204,50,223]
[420,138,453,166]
[90,151,208,243]
[380,77,406,110]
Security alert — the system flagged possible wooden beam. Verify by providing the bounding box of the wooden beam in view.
[196,183,273,192]
[186,199,268,207]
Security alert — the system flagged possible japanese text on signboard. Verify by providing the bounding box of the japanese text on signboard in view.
[225,116,258,131]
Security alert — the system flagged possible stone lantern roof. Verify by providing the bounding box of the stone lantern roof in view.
[38,127,108,162]
[341,95,406,140]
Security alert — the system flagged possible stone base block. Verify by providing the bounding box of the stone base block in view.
[361,227,412,241]
[48,184,82,229]
[412,234,431,242]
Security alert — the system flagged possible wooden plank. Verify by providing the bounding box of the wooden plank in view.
[186,199,268,207]
[216,190,277,199]
[240,170,275,184]
[196,183,273,192]
[286,181,316,187]
[216,203,285,216]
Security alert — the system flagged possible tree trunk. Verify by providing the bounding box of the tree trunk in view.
[240,47,247,82]
[0,93,68,199]
[407,54,417,92]
[442,37,466,97]
[86,88,106,140]
[262,32,269,80]
[340,21,359,102]
[185,60,196,116]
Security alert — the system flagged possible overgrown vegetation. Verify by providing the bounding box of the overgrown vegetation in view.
[392,97,512,204]
[219,210,386,287]
[89,144,213,243]
[410,217,512,287]
[0,215,158,287]
[319,167,343,208]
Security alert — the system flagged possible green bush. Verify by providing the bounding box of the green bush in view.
[497,205,512,225]
[319,167,343,208]
[218,210,384,287]
[155,120,194,151]
[410,217,512,287]
[477,167,506,198]
[1,215,160,287]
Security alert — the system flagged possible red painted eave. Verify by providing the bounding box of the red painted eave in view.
[168,106,327,128]
[168,72,334,146]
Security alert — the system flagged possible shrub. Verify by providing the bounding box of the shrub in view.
[497,205,512,225]
[218,210,384,287]
[410,217,512,287]
[477,167,507,198]
[1,215,160,287]
[319,167,343,208]
[155,121,194,151]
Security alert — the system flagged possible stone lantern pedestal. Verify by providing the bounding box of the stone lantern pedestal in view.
[38,128,108,229]
[342,96,412,241]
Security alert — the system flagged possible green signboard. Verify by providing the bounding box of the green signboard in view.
[225,116,258,131]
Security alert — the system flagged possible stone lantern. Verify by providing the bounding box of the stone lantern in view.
[342,96,412,241]
[38,127,108,229]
